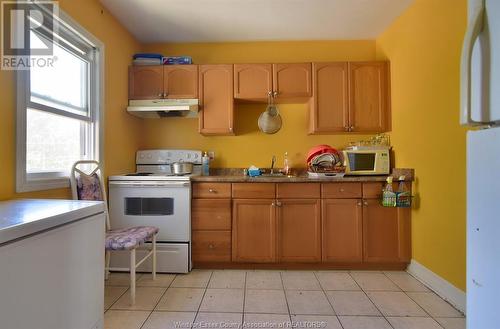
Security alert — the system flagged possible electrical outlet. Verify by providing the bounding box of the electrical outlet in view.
[208,151,215,161]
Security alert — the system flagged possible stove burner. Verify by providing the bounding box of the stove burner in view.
[125,172,153,176]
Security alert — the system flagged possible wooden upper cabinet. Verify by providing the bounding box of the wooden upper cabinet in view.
[349,62,389,133]
[198,65,234,135]
[277,199,321,262]
[232,199,276,263]
[234,64,273,100]
[164,65,198,99]
[309,62,349,134]
[129,66,163,100]
[363,200,411,263]
[322,199,363,262]
[273,63,312,98]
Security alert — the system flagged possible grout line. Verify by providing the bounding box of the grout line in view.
[241,270,247,328]
[138,273,179,329]
[313,271,345,329]
[278,270,293,324]
[192,270,214,328]
[348,272,397,329]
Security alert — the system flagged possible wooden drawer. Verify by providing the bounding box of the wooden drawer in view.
[192,183,231,198]
[192,199,231,230]
[322,183,362,198]
[277,183,320,199]
[232,183,275,198]
[192,231,231,262]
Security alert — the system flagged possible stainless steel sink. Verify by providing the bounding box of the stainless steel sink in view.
[258,173,286,177]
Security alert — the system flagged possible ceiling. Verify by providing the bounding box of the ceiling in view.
[100,0,414,43]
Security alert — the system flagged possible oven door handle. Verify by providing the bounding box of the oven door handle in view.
[109,181,190,188]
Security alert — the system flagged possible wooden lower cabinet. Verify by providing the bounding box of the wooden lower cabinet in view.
[232,199,276,263]
[362,199,411,263]
[277,199,321,262]
[322,199,363,262]
[192,182,411,268]
[192,231,231,262]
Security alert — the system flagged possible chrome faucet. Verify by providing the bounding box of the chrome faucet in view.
[270,155,276,174]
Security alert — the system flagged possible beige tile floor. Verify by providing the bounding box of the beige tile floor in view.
[104,270,465,329]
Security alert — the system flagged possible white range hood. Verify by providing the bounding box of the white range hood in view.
[127,99,199,118]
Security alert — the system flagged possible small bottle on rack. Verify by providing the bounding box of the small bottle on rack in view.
[202,152,210,176]
[382,176,397,207]
[396,175,411,207]
[283,152,290,176]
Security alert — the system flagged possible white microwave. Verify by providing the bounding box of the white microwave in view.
[343,147,390,175]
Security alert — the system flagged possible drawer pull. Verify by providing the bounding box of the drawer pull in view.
[208,244,215,249]
[208,188,216,193]
[340,188,345,192]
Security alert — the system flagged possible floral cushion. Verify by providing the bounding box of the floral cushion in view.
[76,173,103,201]
[105,226,159,251]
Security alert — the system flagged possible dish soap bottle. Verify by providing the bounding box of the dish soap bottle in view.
[396,175,411,207]
[382,176,396,207]
[202,152,210,176]
[283,152,290,176]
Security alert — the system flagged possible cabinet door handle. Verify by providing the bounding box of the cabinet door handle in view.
[273,91,279,97]
[363,201,369,206]
[344,126,350,132]
[271,202,276,207]
[276,201,282,207]
[350,126,355,131]
[163,92,168,98]
[158,93,163,98]
[357,201,362,206]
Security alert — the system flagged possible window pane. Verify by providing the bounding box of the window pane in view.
[30,31,88,114]
[27,109,87,174]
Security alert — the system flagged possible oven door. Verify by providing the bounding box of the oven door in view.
[108,181,190,242]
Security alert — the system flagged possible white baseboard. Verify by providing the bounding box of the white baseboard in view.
[407,259,466,314]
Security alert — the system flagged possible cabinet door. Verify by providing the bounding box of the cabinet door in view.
[234,64,273,100]
[277,199,321,262]
[362,199,411,263]
[164,65,198,98]
[349,62,389,132]
[129,66,163,100]
[322,199,363,262]
[199,65,234,135]
[273,63,312,98]
[309,62,349,133]
[232,199,276,262]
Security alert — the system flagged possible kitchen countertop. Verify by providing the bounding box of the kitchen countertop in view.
[191,168,414,183]
[0,199,105,245]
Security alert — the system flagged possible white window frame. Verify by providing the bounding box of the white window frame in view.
[16,6,105,193]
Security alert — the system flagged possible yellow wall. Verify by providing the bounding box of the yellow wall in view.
[141,41,377,168]
[376,0,467,290]
[0,0,143,200]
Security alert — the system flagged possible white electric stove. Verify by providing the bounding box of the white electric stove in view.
[108,150,202,273]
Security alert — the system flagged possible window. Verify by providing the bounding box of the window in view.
[16,6,103,192]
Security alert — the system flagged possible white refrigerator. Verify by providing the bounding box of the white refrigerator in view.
[462,0,500,328]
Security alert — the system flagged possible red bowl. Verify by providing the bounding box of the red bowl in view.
[306,145,339,164]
